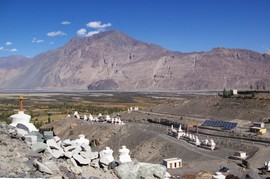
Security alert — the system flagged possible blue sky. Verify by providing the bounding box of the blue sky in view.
[0,0,269,57]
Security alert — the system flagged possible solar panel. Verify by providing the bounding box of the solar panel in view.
[202,120,237,130]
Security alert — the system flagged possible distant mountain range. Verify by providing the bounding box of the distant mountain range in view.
[1,30,270,90]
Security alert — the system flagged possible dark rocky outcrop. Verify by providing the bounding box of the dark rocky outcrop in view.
[87,79,118,90]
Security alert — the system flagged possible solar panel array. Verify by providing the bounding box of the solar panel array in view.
[202,120,237,130]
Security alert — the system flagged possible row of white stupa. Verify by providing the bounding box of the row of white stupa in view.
[101,146,132,164]
[69,134,132,164]
[171,125,216,150]
[73,111,125,125]
[127,106,139,113]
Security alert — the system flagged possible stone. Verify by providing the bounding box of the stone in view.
[65,151,73,158]
[46,139,62,150]
[44,146,64,159]
[90,159,100,168]
[24,135,37,145]
[69,158,82,175]
[72,146,82,155]
[51,149,64,159]
[114,162,166,179]
[53,136,61,142]
[43,131,54,140]
[57,140,62,147]
[44,147,53,159]
[73,153,90,165]
[25,151,43,160]
[28,131,44,142]
[43,161,61,174]
[80,151,91,159]
[33,159,53,175]
[89,176,100,179]
[62,139,72,147]
[15,128,28,138]
[109,161,120,170]
[90,152,99,160]
[81,143,91,152]
[64,145,77,152]
[16,123,30,132]
[31,142,48,153]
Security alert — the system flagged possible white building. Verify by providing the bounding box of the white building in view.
[162,158,182,169]
[232,151,247,160]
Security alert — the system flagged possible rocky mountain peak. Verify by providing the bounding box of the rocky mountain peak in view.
[0,30,270,90]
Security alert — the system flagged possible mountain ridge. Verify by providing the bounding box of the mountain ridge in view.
[1,30,270,90]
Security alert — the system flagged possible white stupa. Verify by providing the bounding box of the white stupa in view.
[195,136,201,146]
[75,134,90,146]
[9,96,38,132]
[89,114,94,121]
[100,147,114,165]
[106,115,111,122]
[74,111,80,119]
[209,139,216,150]
[118,146,132,163]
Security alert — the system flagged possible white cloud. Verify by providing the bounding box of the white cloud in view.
[86,30,100,37]
[49,42,55,44]
[47,31,67,37]
[5,41,12,46]
[0,46,17,52]
[10,48,17,52]
[61,21,71,25]
[86,21,112,30]
[32,38,44,43]
[77,28,87,37]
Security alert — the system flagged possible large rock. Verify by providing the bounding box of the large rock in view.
[27,131,44,142]
[62,139,72,147]
[114,162,166,179]
[31,142,48,153]
[15,128,28,138]
[44,131,54,140]
[24,135,37,145]
[81,143,91,152]
[73,153,90,165]
[44,146,64,159]
[69,158,82,175]
[46,139,61,150]
[33,159,53,175]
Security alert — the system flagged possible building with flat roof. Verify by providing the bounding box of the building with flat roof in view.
[162,158,182,169]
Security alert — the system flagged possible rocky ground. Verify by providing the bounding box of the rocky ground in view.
[42,116,270,178]
[0,122,119,178]
[0,119,171,179]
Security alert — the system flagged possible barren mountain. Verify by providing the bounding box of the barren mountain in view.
[1,30,270,90]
